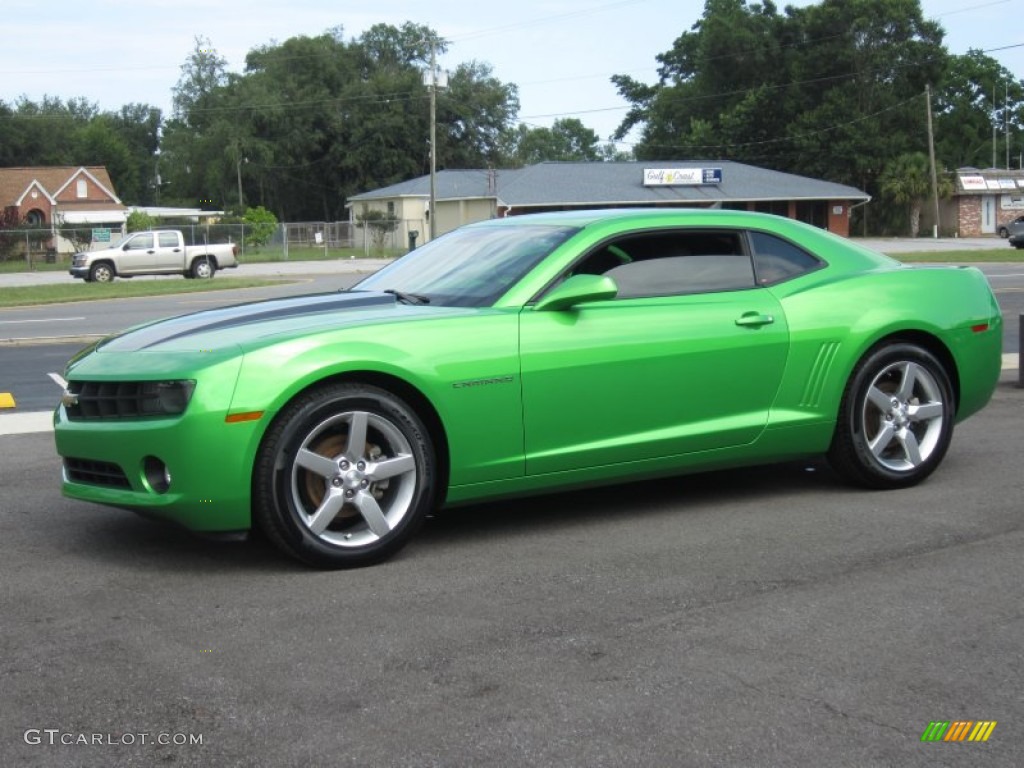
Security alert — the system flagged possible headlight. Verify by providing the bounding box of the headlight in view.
[64,379,197,419]
[150,380,196,415]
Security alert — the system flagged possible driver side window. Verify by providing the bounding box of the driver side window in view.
[570,230,755,298]
[125,234,153,250]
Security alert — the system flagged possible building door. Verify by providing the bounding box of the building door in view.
[981,196,997,234]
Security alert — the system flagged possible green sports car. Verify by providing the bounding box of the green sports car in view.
[53,209,1003,567]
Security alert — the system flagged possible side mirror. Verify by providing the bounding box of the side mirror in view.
[534,274,617,311]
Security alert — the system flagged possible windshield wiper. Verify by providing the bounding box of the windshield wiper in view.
[383,289,430,305]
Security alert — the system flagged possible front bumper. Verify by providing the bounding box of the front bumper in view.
[69,266,90,279]
[55,405,262,532]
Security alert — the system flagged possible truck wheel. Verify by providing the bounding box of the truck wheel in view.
[191,259,216,279]
[89,263,114,283]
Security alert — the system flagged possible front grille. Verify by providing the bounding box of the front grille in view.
[64,457,131,489]
[65,380,193,420]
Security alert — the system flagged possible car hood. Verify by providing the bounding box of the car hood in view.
[92,291,445,354]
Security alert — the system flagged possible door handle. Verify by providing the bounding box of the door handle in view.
[735,312,775,328]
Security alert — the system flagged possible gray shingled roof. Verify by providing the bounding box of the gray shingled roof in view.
[348,161,868,206]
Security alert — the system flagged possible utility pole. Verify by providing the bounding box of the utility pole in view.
[1006,80,1011,170]
[925,85,941,239]
[429,45,437,242]
[236,157,244,211]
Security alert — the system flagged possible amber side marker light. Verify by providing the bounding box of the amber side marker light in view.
[225,411,264,424]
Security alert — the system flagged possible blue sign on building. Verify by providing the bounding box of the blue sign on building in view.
[702,168,723,185]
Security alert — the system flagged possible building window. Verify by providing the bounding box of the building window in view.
[25,209,45,226]
[387,201,395,217]
[76,179,88,198]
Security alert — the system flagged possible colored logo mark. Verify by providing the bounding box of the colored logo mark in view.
[921,721,997,742]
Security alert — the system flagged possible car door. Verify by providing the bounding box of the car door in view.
[117,233,156,273]
[152,231,183,271]
[518,229,790,476]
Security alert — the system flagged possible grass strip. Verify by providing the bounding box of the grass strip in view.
[0,278,291,308]
[889,250,1024,263]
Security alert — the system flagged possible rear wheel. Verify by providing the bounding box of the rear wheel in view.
[191,258,216,279]
[828,343,954,489]
[254,382,436,568]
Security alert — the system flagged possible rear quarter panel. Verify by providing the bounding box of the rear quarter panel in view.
[767,264,1002,432]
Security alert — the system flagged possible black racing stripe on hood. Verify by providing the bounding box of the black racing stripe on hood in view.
[103,291,396,352]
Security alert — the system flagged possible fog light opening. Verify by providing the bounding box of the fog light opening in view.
[143,456,172,494]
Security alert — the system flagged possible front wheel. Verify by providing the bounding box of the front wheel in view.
[89,262,114,283]
[253,383,437,568]
[828,343,954,489]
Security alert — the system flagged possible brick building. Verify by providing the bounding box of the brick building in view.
[0,166,125,229]
[946,168,1024,237]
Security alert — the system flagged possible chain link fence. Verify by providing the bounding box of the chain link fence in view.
[1,219,419,268]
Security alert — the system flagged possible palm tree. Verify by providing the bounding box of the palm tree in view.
[880,152,952,237]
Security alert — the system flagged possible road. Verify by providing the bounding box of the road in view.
[2,261,1021,413]
[0,267,368,412]
[1,374,1021,766]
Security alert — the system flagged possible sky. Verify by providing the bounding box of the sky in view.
[1,0,1021,151]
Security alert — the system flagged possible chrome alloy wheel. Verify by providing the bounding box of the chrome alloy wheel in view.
[290,410,417,548]
[859,360,946,472]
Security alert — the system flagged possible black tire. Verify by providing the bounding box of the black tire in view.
[997,226,1009,238]
[191,258,216,279]
[253,382,436,568]
[828,343,954,489]
[89,262,115,283]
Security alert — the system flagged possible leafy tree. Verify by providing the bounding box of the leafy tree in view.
[126,210,156,232]
[243,205,278,248]
[172,36,229,122]
[0,96,161,205]
[57,220,93,254]
[502,118,602,166]
[934,50,1023,170]
[0,207,23,261]
[611,0,951,232]
[160,23,518,221]
[356,208,399,249]
[437,61,520,168]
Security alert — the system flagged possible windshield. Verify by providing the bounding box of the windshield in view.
[354,223,578,307]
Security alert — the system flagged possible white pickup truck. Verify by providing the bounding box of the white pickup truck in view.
[69,230,239,282]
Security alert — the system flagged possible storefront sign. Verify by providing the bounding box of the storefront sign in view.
[958,175,987,191]
[643,168,722,186]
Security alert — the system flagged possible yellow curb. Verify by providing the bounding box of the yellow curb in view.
[0,392,15,408]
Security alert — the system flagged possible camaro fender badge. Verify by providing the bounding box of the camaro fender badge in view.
[452,375,515,390]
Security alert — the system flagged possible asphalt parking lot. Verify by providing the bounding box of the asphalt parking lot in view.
[1,371,1021,767]
[2,242,1022,766]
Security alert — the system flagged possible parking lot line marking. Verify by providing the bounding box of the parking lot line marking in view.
[0,393,15,408]
[0,411,53,435]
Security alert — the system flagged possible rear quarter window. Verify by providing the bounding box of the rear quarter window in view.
[748,231,822,285]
